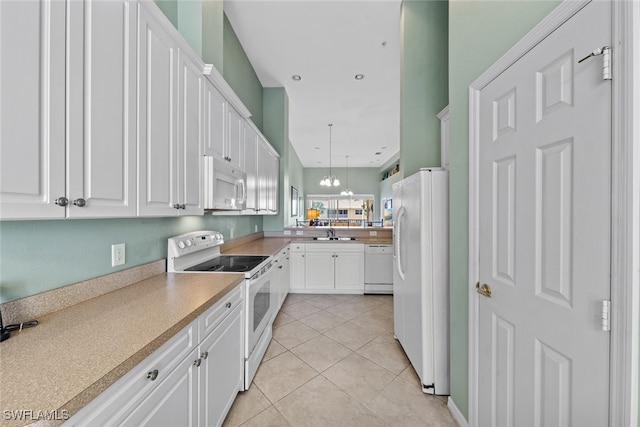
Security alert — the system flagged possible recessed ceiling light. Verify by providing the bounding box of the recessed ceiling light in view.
[292,75,302,81]
[354,74,365,80]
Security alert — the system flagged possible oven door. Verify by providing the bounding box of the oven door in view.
[246,264,275,355]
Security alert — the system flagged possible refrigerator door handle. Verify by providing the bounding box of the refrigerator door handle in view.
[395,206,406,281]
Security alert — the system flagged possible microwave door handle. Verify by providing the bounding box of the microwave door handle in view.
[240,179,247,204]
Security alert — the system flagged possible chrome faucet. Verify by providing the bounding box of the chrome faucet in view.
[327,228,336,238]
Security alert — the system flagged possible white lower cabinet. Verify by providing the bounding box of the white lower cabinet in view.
[272,247,290,309]
[65,285,243,427]
[198,303,243,427]
[121,346,199,427]
[290,244,306,291]
[298,243,364,293]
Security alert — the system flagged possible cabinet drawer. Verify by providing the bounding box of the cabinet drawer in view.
[198,284,243,341]
[290,243,305,252]
[305,243,364,253]
[65,320,197,426]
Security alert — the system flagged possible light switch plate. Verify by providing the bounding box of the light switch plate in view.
[296,230,304,235]
[283,230,291,236]
[369,231,378,236]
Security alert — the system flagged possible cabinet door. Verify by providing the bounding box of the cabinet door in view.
[203,81,226,159]
[290,252,306,291]
[266,150,279,214]
[137,3,179,216]
[227,107,243,170]
[199,304,243,427]
[121,348,199,427]
[334,251,364,291]
[177,49,203,216]
[0,0,66,219]
[66,0,137,218]
[242,123,258,212]
[305,251,335,290]
[256,139,269,212]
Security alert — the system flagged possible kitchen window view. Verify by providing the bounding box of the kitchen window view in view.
[304,194,378,227]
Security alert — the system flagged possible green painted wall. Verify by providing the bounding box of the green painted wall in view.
[0,216,262,303]
[304,168,382,222]
[202,0,224,71]
[154,0,178,27]
[223,15,264,130]
[448,0,561,418]
[400,0,448,177]
[262,88,290,231]
[288,144,306,226]
[177,0,202,56]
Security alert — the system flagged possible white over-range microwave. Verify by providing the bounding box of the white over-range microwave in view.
[203,156,247,210]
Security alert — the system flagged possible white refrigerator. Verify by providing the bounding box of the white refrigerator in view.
[392,168,449,395]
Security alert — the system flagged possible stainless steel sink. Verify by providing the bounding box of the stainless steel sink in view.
[312,237,356,241]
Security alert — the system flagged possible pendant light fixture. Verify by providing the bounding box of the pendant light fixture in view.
[320,124,340,187]
[340,155,353,196]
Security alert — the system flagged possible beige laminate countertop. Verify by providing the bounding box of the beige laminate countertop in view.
[0,273,244,427]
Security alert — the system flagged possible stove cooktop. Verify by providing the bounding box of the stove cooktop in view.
[185,255,269,272]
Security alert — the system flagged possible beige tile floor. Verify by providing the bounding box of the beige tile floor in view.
[223,294,458,427]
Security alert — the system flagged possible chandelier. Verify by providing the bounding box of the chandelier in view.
[320,124,340,187]
[340,155,353,196]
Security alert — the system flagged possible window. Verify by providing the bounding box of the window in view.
[305,194,376,226]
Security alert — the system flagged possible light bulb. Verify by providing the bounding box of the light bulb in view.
[333,178,340,186]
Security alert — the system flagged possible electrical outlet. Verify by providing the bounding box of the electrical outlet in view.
[111,243,125,267]
[230,228,235,239]
[283,230,291,236]
[369,231,378,236]
[296,230,304,236]
[254,224,258,233]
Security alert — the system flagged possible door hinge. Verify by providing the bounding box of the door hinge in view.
[578,46,611,80]
[601,300,611,332]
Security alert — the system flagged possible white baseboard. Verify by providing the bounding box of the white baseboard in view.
[447,397,469,427]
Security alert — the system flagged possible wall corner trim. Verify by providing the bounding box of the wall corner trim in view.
[447,397,469,427]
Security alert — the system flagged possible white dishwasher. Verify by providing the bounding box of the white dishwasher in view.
[364,244,393,294]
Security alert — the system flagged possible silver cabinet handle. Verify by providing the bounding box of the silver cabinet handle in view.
[147,369,159,381]
[73,198,86,207]
[179,204,186,210]
[278,265,283,269]
[55,197,69,207]
[173,204,180,209]
[193,358,201,367]
[225,302,232,308]
[201,351,209,359]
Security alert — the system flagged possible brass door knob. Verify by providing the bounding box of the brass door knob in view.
[476,282,492,298]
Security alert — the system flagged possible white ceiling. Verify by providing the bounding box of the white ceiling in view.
[223,0,401,169]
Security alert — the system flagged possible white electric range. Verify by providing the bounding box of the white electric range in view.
[167,230,277,389]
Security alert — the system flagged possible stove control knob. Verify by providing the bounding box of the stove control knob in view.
[216,233,223,241]
[178,241,186,249]
[185,240,193,247]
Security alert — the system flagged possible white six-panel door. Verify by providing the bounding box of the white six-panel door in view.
[477,2,611,425]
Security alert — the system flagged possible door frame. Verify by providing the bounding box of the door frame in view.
[467,1,640,426]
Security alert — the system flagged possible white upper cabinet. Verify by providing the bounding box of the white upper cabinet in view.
[67,0,138,218]
[137,2,203,217]
[242,123,259,212]
[203,82,243,171]
[177,50,204,216]
[203,82,227,160]
[0,0,139,220]
[227,107,244,170]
